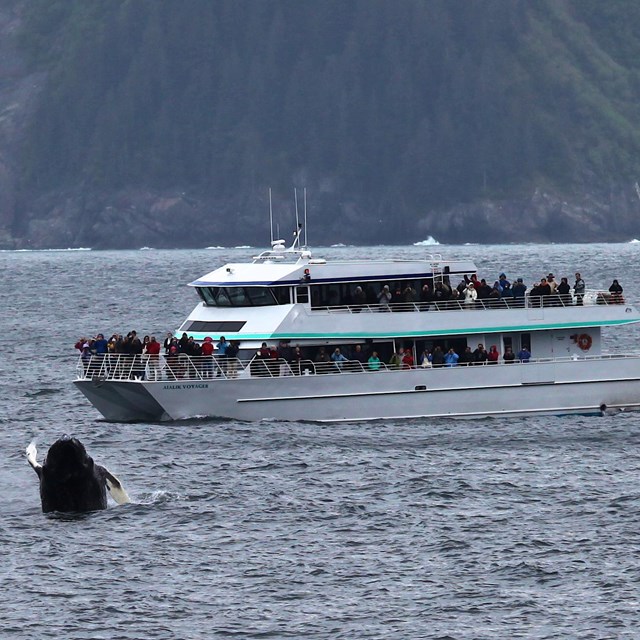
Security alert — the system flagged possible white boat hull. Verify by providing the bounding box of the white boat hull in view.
[74,357,640,423]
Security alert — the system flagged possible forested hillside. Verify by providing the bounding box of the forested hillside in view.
[3,0,640,248]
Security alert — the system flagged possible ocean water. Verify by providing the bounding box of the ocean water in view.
[2,243,640,639]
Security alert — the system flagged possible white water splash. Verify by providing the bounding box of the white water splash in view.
[413,236,440,246]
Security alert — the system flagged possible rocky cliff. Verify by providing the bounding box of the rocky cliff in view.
[0,0,640,249]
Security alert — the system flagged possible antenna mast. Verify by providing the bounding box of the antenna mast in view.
[269,188,274,244]
[293,188,301,249]
[303,188,308,247]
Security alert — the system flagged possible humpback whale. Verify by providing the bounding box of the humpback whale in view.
[27,436,130,513]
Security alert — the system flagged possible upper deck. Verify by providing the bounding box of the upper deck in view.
[179,244,640,343]
[190,255,477,287]
[178,289,640,344]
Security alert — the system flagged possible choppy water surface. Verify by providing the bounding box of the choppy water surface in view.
[2,243,640,638]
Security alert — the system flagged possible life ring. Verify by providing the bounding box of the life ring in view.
[577,334,592,351]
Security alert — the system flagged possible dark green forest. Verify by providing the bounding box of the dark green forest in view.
[12,0,640,244]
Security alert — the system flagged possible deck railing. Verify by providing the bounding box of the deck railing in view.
[315,289,624,314]
[75,353,394,382]
[75,351,633,383]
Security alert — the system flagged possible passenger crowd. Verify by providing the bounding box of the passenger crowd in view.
[274,342,533,373]
[75,271,623,379]
[75,332,532,379]
[369,272,624,309]
[231,340,534,375]
[75,332,241,380]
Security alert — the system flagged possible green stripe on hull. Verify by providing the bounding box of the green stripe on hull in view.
[178,318,638,341]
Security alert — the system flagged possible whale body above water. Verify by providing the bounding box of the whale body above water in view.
[26,436,130,513]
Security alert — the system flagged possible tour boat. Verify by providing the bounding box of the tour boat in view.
[74,236,640,422]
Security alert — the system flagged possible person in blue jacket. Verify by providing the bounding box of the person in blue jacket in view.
[444,348,459,367]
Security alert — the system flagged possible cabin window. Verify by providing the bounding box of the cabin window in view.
[296,286,309,303]
[273,287,291,305]
[196,286,290,307]
[197,287,216,305]
[309,278,431,308]
[226,287,251,306]
[245,287,276,306]
[214,288,233,306]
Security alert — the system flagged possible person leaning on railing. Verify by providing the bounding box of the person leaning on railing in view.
[226,340,240,378]
[166,341,180,379]
[367,351,382,371]
[377,285,392,311]
[557,277,571,306]
[512,278,527,306]
[609,279,624,304]
[574,273,585,306]
[352,286,367,312]
[201,337,214,378]
[331,347,348,371]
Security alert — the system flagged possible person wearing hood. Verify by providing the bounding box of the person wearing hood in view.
[487,345,500,364]
[464,282,477,307]
[377,285,392,310]
[352,285,367,311]
[609,279,623,304]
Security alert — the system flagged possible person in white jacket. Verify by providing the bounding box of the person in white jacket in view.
[464,282,477,306]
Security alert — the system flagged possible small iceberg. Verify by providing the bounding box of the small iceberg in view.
[629,239,640,244]
[205,245,225,249]
[139,246,153,251]
[331,243,347,247]
[413,236,440,246]
[234,245,253,249]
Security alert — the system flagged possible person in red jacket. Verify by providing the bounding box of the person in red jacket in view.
[201,337,214,378]
[145,336,162,380]
[401,349,414,369]
[487,345,500,364]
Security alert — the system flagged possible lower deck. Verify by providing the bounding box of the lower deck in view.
[75,352,640,423]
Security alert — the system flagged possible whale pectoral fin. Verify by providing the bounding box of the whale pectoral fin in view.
[26,442,42,478]
[104,470,131,505]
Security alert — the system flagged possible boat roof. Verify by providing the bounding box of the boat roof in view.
[189,256,478,287]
